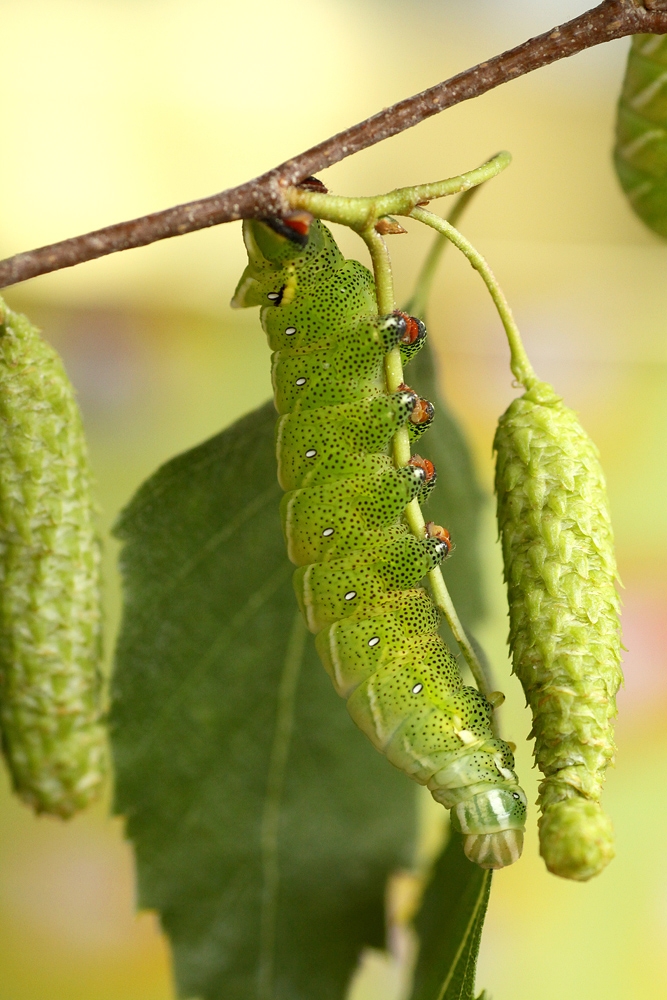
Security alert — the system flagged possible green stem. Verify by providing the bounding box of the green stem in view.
[288,153,511,233]
[427,568,493,702]
[363,227,395,315]
[403,188,502,709]
[361,228,413,470]
[360,228,493,702]
[404,187,480,320]
[409,206,537,389]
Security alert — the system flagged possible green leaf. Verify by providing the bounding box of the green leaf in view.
[614,33,667,239]
[409,833,492,1000]
[110,400,417,1000]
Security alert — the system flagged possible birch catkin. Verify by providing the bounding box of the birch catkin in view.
[0,297,106,816]
[407,205,622,879]
[494,378,622,880]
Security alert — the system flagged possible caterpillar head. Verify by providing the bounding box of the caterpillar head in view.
[253,212,314,253]
[236,177,329,273]
[231,216,334,308]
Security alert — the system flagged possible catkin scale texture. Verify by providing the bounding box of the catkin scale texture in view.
[494,379,622,880]
[234,218,527,868]
[0,299,105,817]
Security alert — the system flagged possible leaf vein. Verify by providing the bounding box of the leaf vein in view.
[257,612,308,1000]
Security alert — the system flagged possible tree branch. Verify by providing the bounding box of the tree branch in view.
[1,0,666,289]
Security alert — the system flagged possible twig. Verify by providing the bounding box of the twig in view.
[410,207,538,388]
[403,186,481,320]
[1,1,666,288]
[359,217,494,702]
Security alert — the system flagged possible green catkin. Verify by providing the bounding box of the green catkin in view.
[0,297,106,817]
[494,378,622,880]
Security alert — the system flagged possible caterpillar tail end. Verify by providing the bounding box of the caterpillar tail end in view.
[463,829,524,869]
[539,799,615,881]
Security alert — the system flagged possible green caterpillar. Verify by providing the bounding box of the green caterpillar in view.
[494,379,622,880]
[614,33,667,236]
[232,206,527,869]
[0,298,106,817]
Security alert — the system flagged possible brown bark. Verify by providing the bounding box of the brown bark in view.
[1,1,666,288]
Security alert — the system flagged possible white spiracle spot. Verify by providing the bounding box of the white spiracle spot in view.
[305,448,317,458]
[368,636,380,648]
[412,683,424,695]
[267,292,280,301]
[322,528,334,537]
[344,591,357,601]
[285,326,296,336]
[295,377,307,386]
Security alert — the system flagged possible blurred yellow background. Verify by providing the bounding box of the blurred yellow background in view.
[1,1,666,997]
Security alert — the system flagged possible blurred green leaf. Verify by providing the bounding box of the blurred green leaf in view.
[110,400,417,1000]
[409,833,492,1000]
[614,33,667,239]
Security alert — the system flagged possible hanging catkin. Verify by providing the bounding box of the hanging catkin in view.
[494,378,622,880]
[0,297,106,817]
[407,204,623,880]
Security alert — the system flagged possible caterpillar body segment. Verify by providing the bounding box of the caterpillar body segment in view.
[275,389,419,491]
[233,215,527,868]
[271,313,409,414]
[315,590,441,693]
[320,592,526,860]
[281,466,427,565]
[293,533,448,632]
